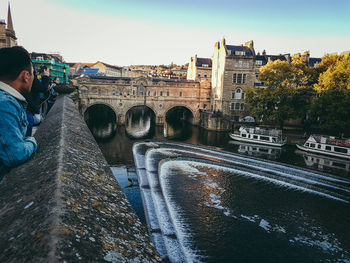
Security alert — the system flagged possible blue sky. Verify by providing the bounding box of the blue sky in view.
[2,0,350,65]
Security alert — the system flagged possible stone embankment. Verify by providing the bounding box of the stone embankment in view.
[0,96,161,262]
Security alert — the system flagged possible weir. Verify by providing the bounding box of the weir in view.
[0,96,161,262]
[133,141,350,262]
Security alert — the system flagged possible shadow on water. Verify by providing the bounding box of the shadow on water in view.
[84,104,117,140]
[164,106,193,140]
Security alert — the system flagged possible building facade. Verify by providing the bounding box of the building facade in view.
[0,4,17,48]
[211,39,255,120]
[187,55,212,82]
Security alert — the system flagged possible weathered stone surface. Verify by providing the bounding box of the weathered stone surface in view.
[0,96,162,262]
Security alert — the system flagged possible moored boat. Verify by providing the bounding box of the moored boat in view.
[229,126,287,147]
[296,135,350,159]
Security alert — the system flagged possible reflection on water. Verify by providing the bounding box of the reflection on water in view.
[125,106,155,138]
[296,150,350,175]
[95,124,350,177]
[230,140,284,160]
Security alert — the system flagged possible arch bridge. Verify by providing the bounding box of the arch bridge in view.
[77,76,211,125]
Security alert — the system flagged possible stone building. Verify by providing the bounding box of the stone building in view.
[91,61,122,77]
[77,76,211,125]
[0,4,17,48]
[187,55,212,82]
[211,39,255,120]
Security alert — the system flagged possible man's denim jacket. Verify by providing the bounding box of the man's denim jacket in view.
[0,81,37,177]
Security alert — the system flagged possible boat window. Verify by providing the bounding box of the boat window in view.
[305,143,309,147]
[242,134,246,137]
[260,136,270,141]
[253,135,258,139]
[334,147,348,154]
[310,143,315,148]
[325,146,331,151]
[333,162,346,168]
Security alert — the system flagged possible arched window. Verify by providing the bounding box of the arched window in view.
[235,88,242,99]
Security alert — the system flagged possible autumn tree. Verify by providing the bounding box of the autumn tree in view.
[309,54,350,134]
[247,53,318,128]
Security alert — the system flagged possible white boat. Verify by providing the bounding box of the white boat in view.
[296,135,350,159]
[229,126,287,147]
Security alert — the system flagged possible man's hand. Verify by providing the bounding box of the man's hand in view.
[43,69,50,77]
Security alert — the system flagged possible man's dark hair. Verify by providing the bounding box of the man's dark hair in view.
[0,46,33,81]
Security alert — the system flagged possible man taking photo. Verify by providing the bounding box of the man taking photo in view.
[0,46,38,179]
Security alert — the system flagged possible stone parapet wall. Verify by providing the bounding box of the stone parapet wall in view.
[0,96,161,262]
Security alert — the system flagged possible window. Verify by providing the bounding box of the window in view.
[198,74,201,77]
[235,51,245,56]
[204,74,207,78]
[232,92,235,99]
[235,88,242,99]
[179,92,183,97]
[127,91,130,96]
[153,91,157,96]
[242,133,246,137]
[255,60,263,66]
[240,103,244,110]
[260,136,269,141]
[112,90,116,95]
[235,103,240,110]
[148,91,150,96]
[167,91,170,96]
[310,143,315,148]
[334,147,348,153]
[160,91,163,96]
[119,91,122,96]
[237,74,242,84]
[133,90,135,95]
[305,143,309,147]
[231,103,234,110]
[242,93,245,100]
[98,89,101,95]
[325,146,331,151]
[253,135,258,139]
[318,144,321,149]
[233,73,247,84]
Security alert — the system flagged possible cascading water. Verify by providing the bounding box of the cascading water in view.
[133,141,350,263]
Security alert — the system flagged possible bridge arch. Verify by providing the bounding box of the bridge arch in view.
[165,105,194,124]
[83,102,118,121]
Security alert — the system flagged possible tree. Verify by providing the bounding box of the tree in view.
[314,54,350,92]
[248,54,318,128]
[246,86,313,129]
[309,89,350,136]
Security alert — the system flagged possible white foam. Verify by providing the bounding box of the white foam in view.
[151,190,176,236]
[136,168,149,188]
[259,219,271,232]
[161,160,348,203]
[140,189,160,231]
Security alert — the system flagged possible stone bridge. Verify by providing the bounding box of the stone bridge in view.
[76,76,211,125]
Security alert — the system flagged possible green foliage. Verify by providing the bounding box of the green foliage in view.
[246,86,314,128]
[309,89,350,135]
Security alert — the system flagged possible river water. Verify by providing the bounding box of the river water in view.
[95,124,350,263]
